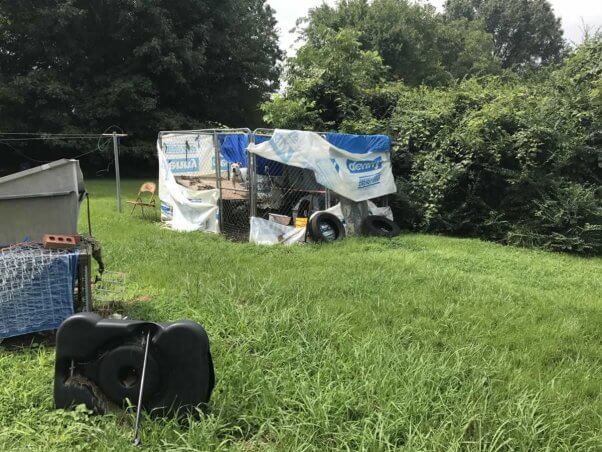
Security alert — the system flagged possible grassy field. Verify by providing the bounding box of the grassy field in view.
[0,179,601,451]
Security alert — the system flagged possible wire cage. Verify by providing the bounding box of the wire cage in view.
[158,127,391,241]
[0,243,78,338]
[249,129,333,230]
[158,128,253,241]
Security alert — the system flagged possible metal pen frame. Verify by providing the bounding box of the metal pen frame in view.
[252,129,332,210]
[158,127,389,237]
[158,128,253,235]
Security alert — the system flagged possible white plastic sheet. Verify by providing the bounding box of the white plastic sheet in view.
[158,135,220,233]
[249,217,306,245]
[367,201,394,221]
[247,129,397,202]
[249,202,393,246]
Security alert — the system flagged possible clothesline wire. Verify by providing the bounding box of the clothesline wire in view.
[0,137,109,141]
[0,125,125,137]
[0,126,125,164]
[0,133,109,137]
[0,136,114,163]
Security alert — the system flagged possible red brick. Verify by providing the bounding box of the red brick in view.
[42,234,81,249]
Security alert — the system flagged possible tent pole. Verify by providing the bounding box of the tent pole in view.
[213,131,224,233]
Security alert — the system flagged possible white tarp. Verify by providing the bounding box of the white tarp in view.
[158,134,220,233]
[249,217,306,245]
[249,202,393,245]
[247,129,397,202]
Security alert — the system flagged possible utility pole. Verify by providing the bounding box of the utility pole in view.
[103,132,128,213]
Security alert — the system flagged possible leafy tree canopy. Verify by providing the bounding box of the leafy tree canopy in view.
[264,0,503,130]
[444,0,566,68]
[0,0,282,154]
[263,27,388,130]
[299,0,500,86]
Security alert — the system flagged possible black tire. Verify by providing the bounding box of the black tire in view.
[360,215,400,238]
[97,344,161,405]
[308,212,346,242]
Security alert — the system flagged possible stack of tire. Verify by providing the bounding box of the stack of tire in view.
[306,212,400,243]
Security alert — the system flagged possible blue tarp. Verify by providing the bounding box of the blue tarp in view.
[245,132,392,175]
[325,133,391,154]
[218,134,248,167]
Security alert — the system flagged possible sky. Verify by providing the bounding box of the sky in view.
[266,0,602,57]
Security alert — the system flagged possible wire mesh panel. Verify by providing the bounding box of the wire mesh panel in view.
[0,244,78,338]
[250,132,330,229]
[94,271,126,304]
[213,129,252,241]
[159,131,221,194]
[158,128,252,240]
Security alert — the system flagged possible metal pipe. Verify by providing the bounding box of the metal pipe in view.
[213,131,224,233]
[112,132,122,213]
[86,192,92,236]
[132,330,151,447]
[84,258,91,312]
[249,133,257,218]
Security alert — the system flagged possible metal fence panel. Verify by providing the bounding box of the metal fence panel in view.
[158,128,252,240]
[250,131,330,229]
[212,129,252,241]
[160,128,389,240]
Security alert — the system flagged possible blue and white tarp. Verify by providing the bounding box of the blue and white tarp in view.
[160,133,225,176]
[158,134,220,233]
[247,130,397,202]
[325,132,391,154]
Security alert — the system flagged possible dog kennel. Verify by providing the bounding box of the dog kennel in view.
[157,128,397,242]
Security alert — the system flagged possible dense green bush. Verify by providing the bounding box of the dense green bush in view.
[387,39,601,254]
[263,38,601,254]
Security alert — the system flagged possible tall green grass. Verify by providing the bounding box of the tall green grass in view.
[0,179,600,451]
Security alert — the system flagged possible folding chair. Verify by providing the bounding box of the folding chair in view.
[126,182,156,218]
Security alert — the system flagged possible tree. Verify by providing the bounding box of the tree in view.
[436,18,501,79]
[299,0,499,86]
[262,27,388,130]
[262,0,500,132]
[444,0,565,68]
[0,0,281,158]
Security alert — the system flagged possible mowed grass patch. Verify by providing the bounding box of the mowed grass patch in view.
[0,179,600,451]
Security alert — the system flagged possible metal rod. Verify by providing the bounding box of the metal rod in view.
[249,133,257,218]
[84,257,92,312]
[86,192,92,236]
[133,330,151,447]
[213,131,224,233]
[112,132,122,213]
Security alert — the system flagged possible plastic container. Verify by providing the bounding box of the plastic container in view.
[268,213,291,225]
[0,159,85,245]
[295,217,308,229]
